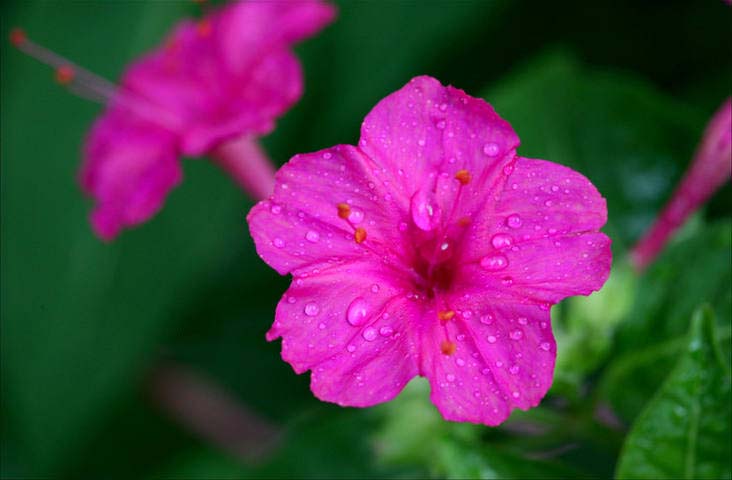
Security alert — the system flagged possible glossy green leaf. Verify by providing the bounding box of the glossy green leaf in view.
[615,306,732,479]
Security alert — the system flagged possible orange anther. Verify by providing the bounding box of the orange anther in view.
[438,310,455,323]
[455,169,471,185]
[196,19,212,37]
[354,227,367,244]
[440,341,456,356]
[54,65,75,85]
[9,28,26,47]
[457,216,471,227]
[337,203,351,219]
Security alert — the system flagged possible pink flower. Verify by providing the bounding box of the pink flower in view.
[12,0,335,240]
[248,76,612,425]
[631,98,731,271]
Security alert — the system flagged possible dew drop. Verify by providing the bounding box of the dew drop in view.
[510,329,523,340]
[456,358,465,367]
[304,303,320,316]
[480,254,509,271]
[348,209,364,224]
[512,391,520,399]
[506,214,523,229]
[446,373,456,382]
[480,315,494,325]
[487,335,497,344]
[273,238,285,248]
[347,344,357,353]
[517,317,528,325]
[410,189,441,231]
[482,142,500,156]
[305,231,320,243]
[370,284,380,293]
[491,233,513,249]
[540,342,551,351]
[346,297,369,326]
[379,326,393,337]
[501,276,514,286]
[398,221,408,232]
[318,322,326,330]
[362,327,378,341]
[509,365,520,375]
[270,205,282,214]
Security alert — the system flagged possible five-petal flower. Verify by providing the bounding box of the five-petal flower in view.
[248,76,612,425]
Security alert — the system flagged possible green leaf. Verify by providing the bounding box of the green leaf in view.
[484,51,704,251]
[615,306,732,480]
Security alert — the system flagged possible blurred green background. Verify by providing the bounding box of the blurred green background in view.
[1,0,730,478]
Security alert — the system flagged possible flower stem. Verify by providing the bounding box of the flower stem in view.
[630,99,731,271]
[211,135,277,201]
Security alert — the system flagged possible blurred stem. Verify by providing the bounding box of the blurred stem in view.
[148,363,281,464]
[210,134,277,201]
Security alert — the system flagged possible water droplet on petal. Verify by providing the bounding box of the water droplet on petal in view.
[540,342,551,351]
[370,284,380,293]
[398,221,408,232]
[379,326,393,337]
[347,344,357,353]
[483,142,500,156]
[273,238,285,248]
[346,297,369,326]
[305,231,320,243]
[487,335,497,344]
[410,189,441,231]
[517,317,528,325]
[481,254,509,271]
[491,233,513,249]
[362,327,377,341]
[512,391,520,399]
[270,205,282,214]
[480,315,494,325]
[510,329,523,340]
[506,214,523,229]
[348,209,364,224]
[501,276,514,286]
[446,373,456,382]
[509,365,520,375]
[304,303,320,316]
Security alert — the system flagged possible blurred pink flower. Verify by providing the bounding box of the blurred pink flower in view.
[248,76,611,425]
[631,98,731,271]
[13,0,335,240]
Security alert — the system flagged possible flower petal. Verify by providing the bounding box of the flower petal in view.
[247,145,409,275]
[121,0,334,155]
[458,232,611,306]
[269,260,419,406]
[359,76,520,222]
[421,302,555,425]
[80,110,181,240]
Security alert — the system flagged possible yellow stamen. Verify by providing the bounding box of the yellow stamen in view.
[440,341,456,356]
[455,169,471,185]
[354,227,367,244]
[438,310,455,323]
[337,203,351,219]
